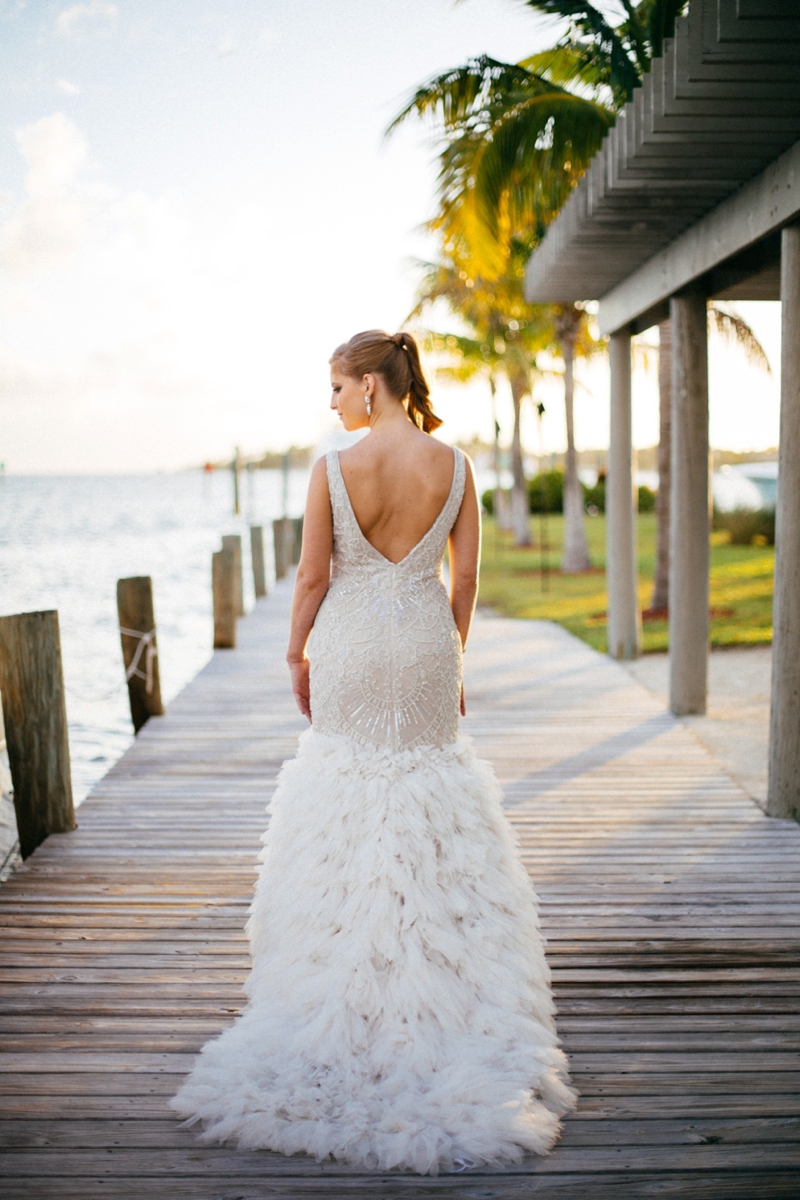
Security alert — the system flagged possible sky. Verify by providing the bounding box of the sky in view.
[0,0,783,473]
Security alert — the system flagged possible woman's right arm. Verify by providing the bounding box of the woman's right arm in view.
[286,457,333,720]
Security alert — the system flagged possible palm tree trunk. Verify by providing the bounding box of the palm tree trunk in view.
[561,336,591,572]
[651,319,672,610]
[509,373,531,547]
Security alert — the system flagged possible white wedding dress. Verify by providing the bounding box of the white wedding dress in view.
[171,446,576,1175]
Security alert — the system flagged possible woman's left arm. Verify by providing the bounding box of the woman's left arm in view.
[286,457,334,720]
[448,455,481,654]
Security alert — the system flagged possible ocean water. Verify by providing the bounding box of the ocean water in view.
[0,469,309,807]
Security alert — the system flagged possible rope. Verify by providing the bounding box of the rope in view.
[119,627,158,693]
[66,627,158,704]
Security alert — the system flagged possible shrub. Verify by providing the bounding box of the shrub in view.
[487,473,656,519]
[528,470,564,513]
[637,485,656,513]
[582,477,654,515]
[713,507,775,546]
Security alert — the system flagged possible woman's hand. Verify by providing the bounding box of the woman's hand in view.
[288,657,311,721]
[460,682,466,717]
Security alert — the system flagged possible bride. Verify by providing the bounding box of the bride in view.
[171,329,576,1174]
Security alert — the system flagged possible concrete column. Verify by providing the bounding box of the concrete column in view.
[669,288,709,716]
[767,224,800,820]
[606,327,641,660]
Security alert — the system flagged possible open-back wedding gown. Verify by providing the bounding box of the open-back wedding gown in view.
[171,446,576,1174]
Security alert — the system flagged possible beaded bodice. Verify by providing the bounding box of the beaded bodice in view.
[308,447,466,752]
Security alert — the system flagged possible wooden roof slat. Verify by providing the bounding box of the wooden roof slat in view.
[526,0,800,306]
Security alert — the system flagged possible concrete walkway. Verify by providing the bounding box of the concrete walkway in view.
[624,648,772,809]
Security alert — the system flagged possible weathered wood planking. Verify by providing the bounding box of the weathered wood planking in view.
[1,582,799,1199]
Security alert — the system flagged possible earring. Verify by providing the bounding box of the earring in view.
[365,392,372,417]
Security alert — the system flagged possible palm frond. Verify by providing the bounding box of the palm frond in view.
[471,91,612,247]
[709,305,772,374]
[520,47,610,99]
[385,56,536,136]
[521,1,642,103]
[639,0,689,59]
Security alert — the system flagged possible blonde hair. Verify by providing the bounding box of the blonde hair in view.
[330,329,442,434]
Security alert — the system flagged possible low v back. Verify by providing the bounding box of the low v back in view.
[307,446,466,751]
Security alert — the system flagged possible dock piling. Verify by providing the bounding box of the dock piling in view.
[0,610,75,859]
[250,525,267,598]
[212,548,237,649]
[221,534,245,616]
[117,576,165,734]
[291,516,304,565]
[272,518,291,580]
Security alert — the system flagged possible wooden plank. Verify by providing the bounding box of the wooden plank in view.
[4,1115,800,1149]
[5,1142,800,1175]
[0,588,799,1194]
[0,1174,798,1200]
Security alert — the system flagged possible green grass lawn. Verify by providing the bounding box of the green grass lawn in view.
[478,513,774,654]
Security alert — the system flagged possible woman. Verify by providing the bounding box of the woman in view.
[171,330,575,1175]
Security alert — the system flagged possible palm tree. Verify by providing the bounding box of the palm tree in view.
[392,1,691,570]
[388,56,611,276]
[388,3,687,274]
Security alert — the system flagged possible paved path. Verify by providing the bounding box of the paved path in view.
[625,646,772,808]
[1,583,799,1198]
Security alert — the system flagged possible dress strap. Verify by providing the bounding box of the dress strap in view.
[325,451,350,538]
[441,447,467,535]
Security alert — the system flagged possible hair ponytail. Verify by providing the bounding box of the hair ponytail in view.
[393,332,443,433]
[330,329,442,434]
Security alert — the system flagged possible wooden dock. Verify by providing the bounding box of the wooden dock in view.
[1,582,799,1198]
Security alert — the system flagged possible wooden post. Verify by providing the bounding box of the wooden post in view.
[651,319,672,611]
[669,287,709,717]
[273,518,289,580]
[0,611,75,859]
[221,534,245,616]
[0,691,18,863]
[250,525,267,598]
[290,516,304,566]
[212,548,237,649]
[606,327,641,660]
[768,224,800,820]
[117,577,165,735]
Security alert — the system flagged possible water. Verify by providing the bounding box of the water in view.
[0,469,310,807]
[1,459,499,817]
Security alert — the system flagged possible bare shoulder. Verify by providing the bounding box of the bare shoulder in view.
[305,455,331,506]
[308,453,330,487]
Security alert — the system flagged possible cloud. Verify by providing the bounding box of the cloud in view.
[56,1,116,40]
[0,113,96,274]
[0,1,26,20]
[0,114,299,471]
[56,78,82,95]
